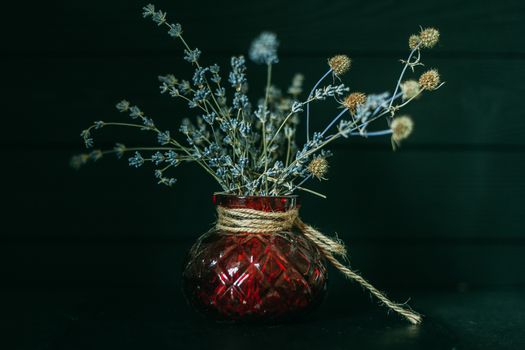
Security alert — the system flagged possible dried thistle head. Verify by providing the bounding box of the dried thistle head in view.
[328,55,351,76]
[419,69,441,90]
[419,27,440,48]
[391,116,414,143]
[400,80,421,100]
[343,92,367,114]
[307,156,329,180]
[408,35,421,50]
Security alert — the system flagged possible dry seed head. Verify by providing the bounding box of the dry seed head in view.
[419,27,440,48]
[307,157,329,180]
[400,80,421,100]
[343,92,367,114]
[408,35,421,50]
[391,116,414,142]
[419,69,441,90]
[328,55,351,76]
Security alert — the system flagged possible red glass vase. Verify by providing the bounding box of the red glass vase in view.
[182,194,328,322]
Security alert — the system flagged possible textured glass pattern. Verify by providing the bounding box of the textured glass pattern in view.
[182,195,327,322]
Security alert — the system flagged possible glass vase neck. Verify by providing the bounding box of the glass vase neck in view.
[212,194,299,212]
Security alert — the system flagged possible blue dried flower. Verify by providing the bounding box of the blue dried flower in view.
[142,117,155,129]
[229,119,239,131]
[160,83,171,94]
[211,74,221,84]
[142,4,155,18]
[219,119,231,132]
[187,99,198,109]
[233,92,250,111]
[168,23,182,37]
[158,177,177,186]
[208,157,219,168]
[129,152,144,168]
[179,119,190,134]
[229,56,247,87]
[203,143,221,158]
[267,160,284,176]
[89,150,103,161]
[177,80,192,95]
[216,167,227,179]
[157,130,171,145]
[113,143,126,158]
[94,121,104,129]
[191,147,203,160]
[192,67,209,86]
[80,130,93,148]
[184,48,201,63]
[210,64,220,74]
[221,155,233,166]
[238,156,247,168]
[129,106,142,119]
[193,87,210,103]
[355,92,390,122]
[152,151,165,165]
[165,150,179,165]
[158,74,177,86]
[255,104,269,123]
[209,64,221,83]
[115,100,130,112]
[309,132,323,147]
[249,32,279,65]
[215,87,225,98]
[231,164,244,178]
[202,112,216,125]
[152,10,167,26]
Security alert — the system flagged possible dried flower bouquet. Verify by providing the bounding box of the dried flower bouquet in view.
[73,4,443,199]
[72,4,446,325]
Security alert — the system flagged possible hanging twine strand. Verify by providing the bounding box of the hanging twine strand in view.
[216,206,422,325]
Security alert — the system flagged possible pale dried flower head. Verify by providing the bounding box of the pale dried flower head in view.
[408,35,420,50]
[391,116,414,142]
[328,55,351,76]
[307,156,329,180]
[400,80,421,100]
[419,69,441,90]
[343,92,367,114]
[419,27,440,48]
[287,73,304,96]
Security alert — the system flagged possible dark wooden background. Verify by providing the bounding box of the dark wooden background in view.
[2,0,525,349]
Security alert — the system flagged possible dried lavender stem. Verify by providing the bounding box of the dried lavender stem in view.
[165,22,225,118]
[267,95,317,148]
[321,108,348,136]
[262,63,273,193]
[296,186,327,198]
[351,129,393,137]
[306,69,332,141]
[285,136,291,167]
[388,44,421,110]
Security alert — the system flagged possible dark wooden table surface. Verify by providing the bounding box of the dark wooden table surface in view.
[3,238,525,349]
[5,274,525,349]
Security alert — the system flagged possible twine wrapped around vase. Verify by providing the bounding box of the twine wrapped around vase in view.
[216,206,422,325]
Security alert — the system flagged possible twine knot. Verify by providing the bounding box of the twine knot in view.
[216,206,422,325]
